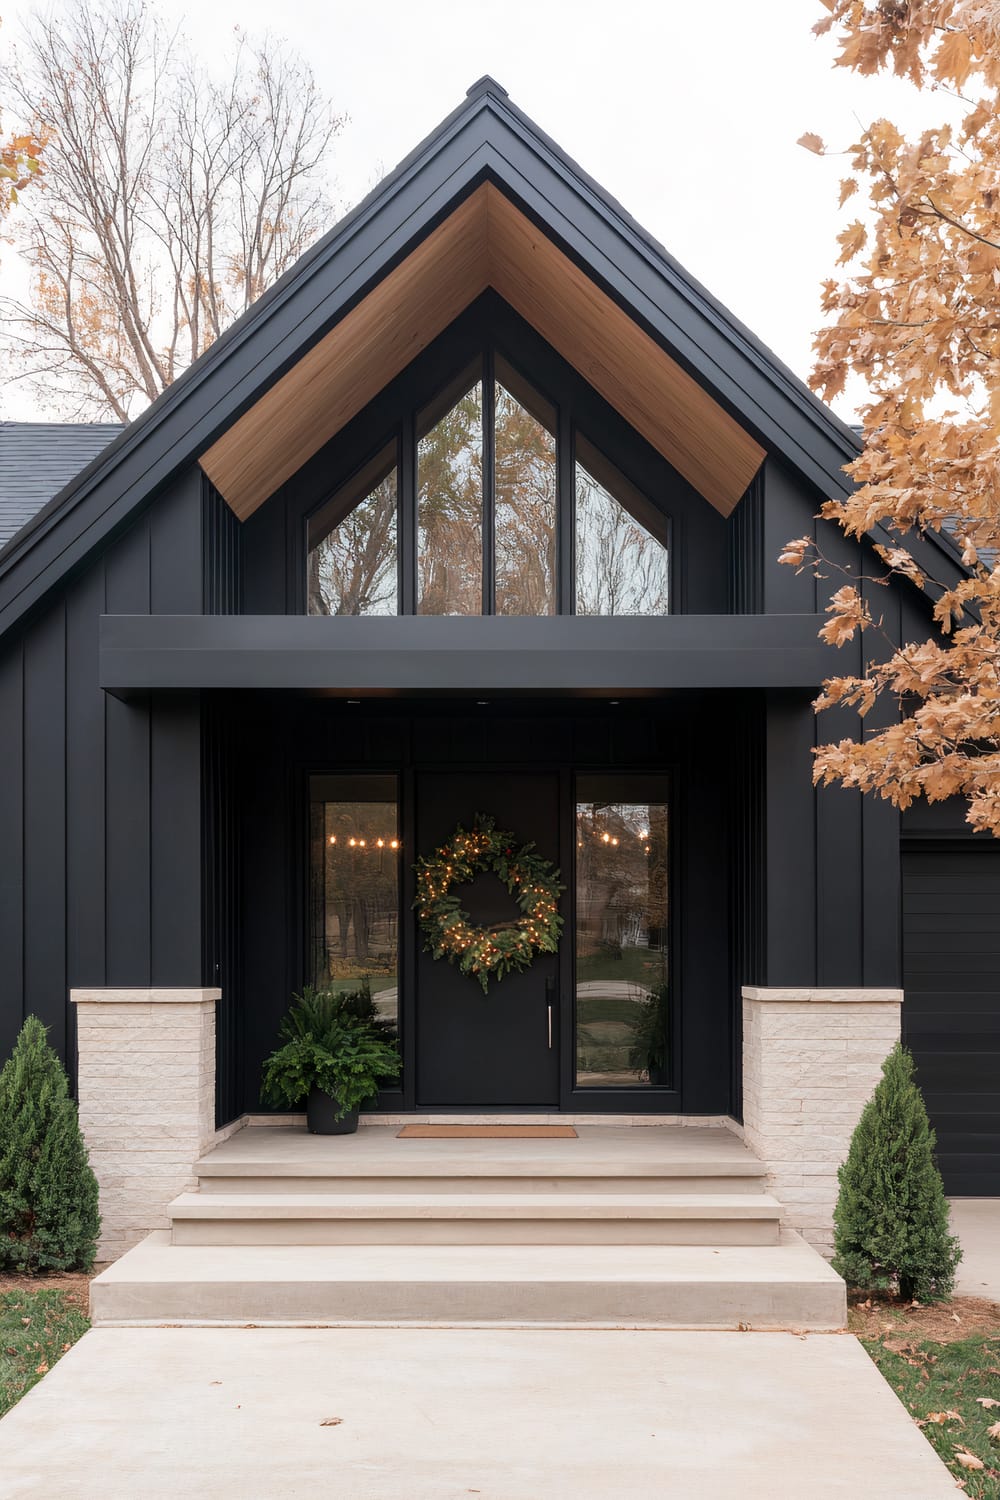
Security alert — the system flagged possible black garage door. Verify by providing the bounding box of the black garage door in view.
[903,844,1000,1195]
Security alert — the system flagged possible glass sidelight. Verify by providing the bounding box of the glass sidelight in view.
[308,774,401,1032]
[574,777,670,1088]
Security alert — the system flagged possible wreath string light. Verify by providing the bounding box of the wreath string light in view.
[414,814,564,994]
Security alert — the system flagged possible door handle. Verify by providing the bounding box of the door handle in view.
[545,979,555,1050]
[547,1004,553,1049]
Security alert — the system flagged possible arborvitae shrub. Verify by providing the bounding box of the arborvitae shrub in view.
[833,1042,960,1302]
[0,1015,100,1272]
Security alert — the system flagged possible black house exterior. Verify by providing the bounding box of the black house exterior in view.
[0,79,995,1216]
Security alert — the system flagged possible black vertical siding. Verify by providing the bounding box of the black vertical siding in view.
[0,468,207,1077]
[727,472,763,614]
[0,641,24,1065]
[203,477,243,614]
[728,696,765,1118]
[202,700,243,1124]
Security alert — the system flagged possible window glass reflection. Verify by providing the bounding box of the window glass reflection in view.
[575,436,669,616]
[575,793,669,1087]
[309,775,401,1034]
[494,359,556,616]
[417,375,484,615]
[307,447,397,616]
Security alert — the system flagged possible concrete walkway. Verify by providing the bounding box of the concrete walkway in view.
[0,1327,956,1499]
[951,1198,1000,1300]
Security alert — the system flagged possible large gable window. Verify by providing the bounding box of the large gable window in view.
[306,347,668,617]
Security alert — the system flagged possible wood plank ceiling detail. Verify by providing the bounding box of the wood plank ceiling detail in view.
[199,183,765,521]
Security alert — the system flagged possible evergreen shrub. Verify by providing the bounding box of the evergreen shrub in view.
[0,1016,100,1272]
[833,1042,961,1302]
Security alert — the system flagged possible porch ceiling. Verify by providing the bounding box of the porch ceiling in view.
[198,184,766,522]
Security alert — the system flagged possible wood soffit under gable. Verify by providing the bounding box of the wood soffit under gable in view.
[199,184,766,522]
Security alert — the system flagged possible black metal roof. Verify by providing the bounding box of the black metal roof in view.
[0,422,123,550]
[0,76,966,638]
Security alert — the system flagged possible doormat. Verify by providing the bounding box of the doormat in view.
[396,1125,578,1139]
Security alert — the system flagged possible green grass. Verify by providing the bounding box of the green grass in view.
[576,947,663,988]
[0,1289,90,1418]
[863,1335,1000,1495]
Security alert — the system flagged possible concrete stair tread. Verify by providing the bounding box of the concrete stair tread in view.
[195,1124,767,1179]
[89,1229,845,1330]
[96,1227,837,1286]
[168,1191,784,1220]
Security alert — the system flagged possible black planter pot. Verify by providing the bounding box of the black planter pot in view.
[306,1088,359,1135]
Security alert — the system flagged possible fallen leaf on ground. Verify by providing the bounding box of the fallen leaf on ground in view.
[952,1313,962,1324]
[955,1450,985,1471]
[927,1411,965,1425]
[34,1361,48,1374]
[977,1398,1000,1409]
[320,1417,343,1427]
[987,1421,1000,1442]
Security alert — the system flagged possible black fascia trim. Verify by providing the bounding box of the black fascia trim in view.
[99,613,849,697]
[0,80,966,637]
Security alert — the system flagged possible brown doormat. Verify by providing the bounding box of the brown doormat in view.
[396,1124,578,1139]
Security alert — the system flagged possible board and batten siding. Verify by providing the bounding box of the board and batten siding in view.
[0,465,209,1081]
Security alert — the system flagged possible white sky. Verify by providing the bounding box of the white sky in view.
[0,0,945,421]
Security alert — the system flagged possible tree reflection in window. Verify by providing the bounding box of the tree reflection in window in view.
[494,358,556,616]
[575,436,669,616]
[417,372,484,615]
[307,444,397,616]
[309,775,400,1033]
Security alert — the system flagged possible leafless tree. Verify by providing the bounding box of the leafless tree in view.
[0,0,344,419]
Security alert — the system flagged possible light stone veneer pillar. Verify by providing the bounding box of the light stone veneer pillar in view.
[70,988,221,1262]
[741,987,903,1257]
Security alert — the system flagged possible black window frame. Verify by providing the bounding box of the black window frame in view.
[302,333,672,619]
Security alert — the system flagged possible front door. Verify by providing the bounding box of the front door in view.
[414,770,561,1106]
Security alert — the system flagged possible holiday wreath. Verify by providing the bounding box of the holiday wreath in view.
[414,814,564,993]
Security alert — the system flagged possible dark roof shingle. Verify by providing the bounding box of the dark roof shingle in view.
[0,421,123,550]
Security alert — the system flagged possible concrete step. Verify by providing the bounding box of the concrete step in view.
[195,1171,768,1196]
[90,1228,846,1330]
[167,1191,784,1246]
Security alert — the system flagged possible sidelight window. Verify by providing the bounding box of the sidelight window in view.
[308,774,401,1034]
[574,777,670,1089]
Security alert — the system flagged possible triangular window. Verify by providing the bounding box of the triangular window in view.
[306,348,669,618]
[575,436,670,616]
[307,443,397,616]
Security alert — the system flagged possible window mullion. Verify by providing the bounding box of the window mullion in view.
[400,416,416,615]
[482,349,495,616]
[558,408,575,615]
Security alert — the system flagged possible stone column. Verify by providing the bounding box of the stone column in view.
[741,987,903,1256]
[70,988,221,1262]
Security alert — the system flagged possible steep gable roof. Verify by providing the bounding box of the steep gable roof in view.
[0,75,952,639]
[0,422,122,549]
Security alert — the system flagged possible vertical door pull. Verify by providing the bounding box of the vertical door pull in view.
[547,1004,553,1049]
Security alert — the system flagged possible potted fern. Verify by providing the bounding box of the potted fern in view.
[261,984,401,1134]
[628,981,670,1086]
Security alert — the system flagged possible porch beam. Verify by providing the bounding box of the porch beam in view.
[99,614,849,699]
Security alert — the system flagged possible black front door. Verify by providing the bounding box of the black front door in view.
[414,770,561,1106]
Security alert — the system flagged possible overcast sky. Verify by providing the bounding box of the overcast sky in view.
[0,0,941,421]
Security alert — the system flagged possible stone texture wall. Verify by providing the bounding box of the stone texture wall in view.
[71,988,221,1262]
[742,987,903,1257]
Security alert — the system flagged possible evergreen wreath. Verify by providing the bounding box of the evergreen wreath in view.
[414,814,564,993]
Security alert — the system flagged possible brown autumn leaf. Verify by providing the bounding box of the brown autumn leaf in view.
[798,131,826,155]
[926,1410,965,1425]
[987,1420,1000,1442]
[320,1417,344,1427]
[784,1,1000,836]
[34,1361,48,1374]
[955,1450,985,1471]
[976,1398,1000,1409]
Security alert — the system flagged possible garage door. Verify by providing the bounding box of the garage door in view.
[902,844,1000,1195]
